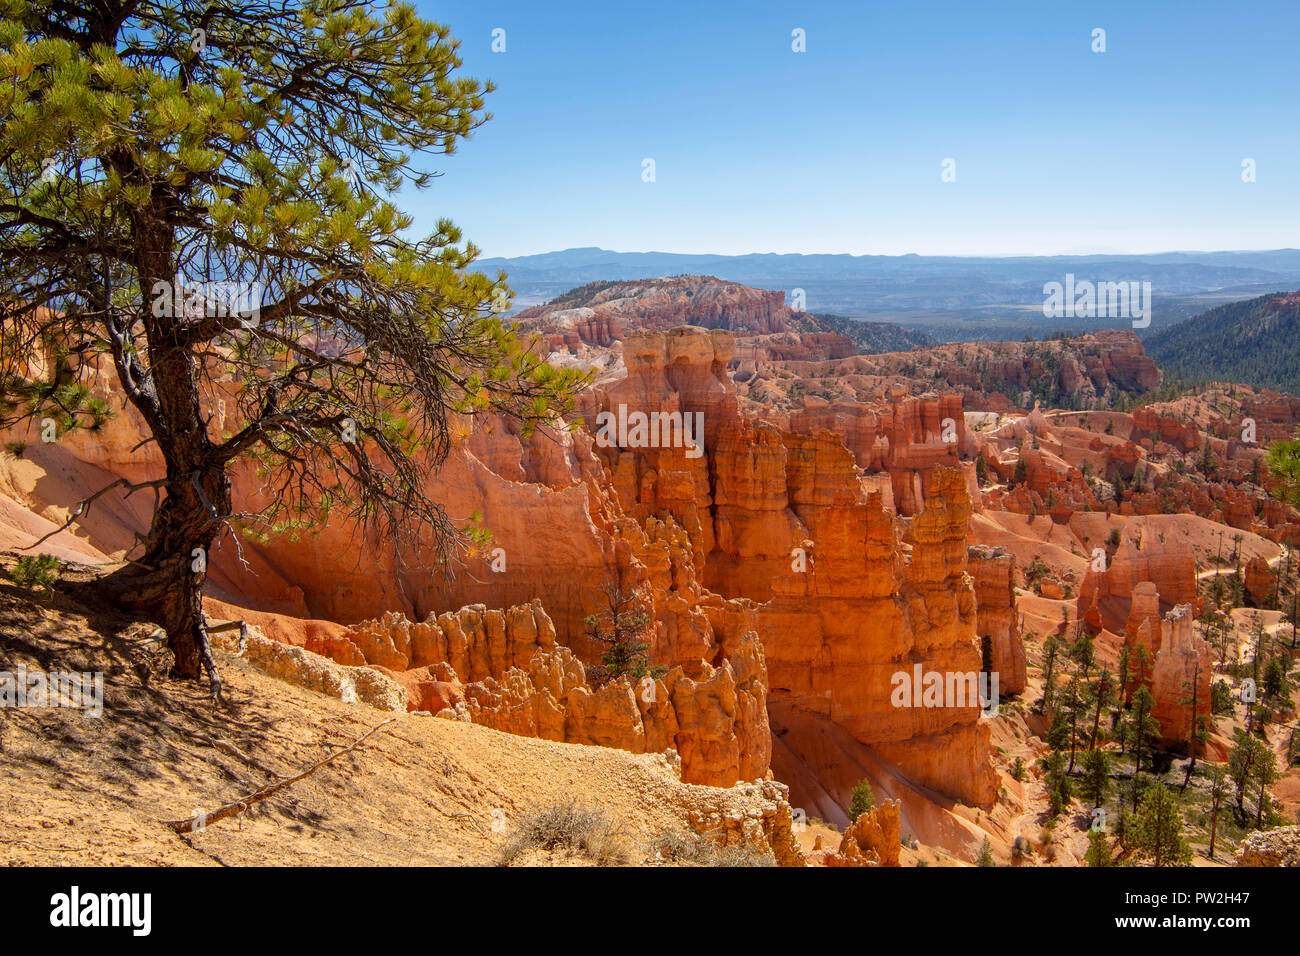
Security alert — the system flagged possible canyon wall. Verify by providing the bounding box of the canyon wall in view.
[584,330,999,808]
[342,601,770,787]
[967,545,1028,695]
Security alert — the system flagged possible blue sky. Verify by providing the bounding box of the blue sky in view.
[408,0,1299,258]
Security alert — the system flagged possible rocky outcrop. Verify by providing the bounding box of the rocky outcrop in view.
[1078,533,1198,634]
[684,778,807,867]
[1150,604,1214,747]
[967,545,1027,695]
[823,799,901,867]
[516,276,795,348]
[345,601,558,677]
[1245,556,1274,606]
[583,328,999,808]
[1132,407,1202,453]
[344,601,771,787]
[1235,826,1300,867]
[761,466,999,809]
[790,391,972,516]
[1124,581,1164,670]
[207,623,407,712]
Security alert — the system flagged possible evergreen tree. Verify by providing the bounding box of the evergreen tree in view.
[1267,426,1300,508]
[1207,765,1230,861]
[1255,747,1278,828]
[1062,676,1086,773]
[1228,728,1268,822]
[1044,750,1072,817]
[1125,686,1161,775]
[1087,668,1116,749]
[1085,827,1112,867]
[1039,634,1064,714]
[1080,748,1112,808]
[1131,785,1192,867]
[583,579,657,683]
[848,778,875,822]
[0,0,583,681]
[1179,660,1211,787]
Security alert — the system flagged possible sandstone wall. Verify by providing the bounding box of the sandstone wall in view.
[967,545,1028,695]
[342,600,770,787]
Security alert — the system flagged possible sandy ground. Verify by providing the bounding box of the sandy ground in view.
[0,585,789,866]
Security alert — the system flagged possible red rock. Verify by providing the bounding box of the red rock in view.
[967,545,1028,695]
[1150,604,1214,748]
[824,799,901,866]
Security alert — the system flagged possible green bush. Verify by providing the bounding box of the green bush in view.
[4,553,60,593]
[848,778,875,822]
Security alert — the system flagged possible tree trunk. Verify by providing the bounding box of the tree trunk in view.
[74,459,230,685]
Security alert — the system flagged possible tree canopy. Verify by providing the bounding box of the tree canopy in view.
[0,0,585,683]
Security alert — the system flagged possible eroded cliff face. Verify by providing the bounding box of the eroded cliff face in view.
[1077,533,1199,634]
[967,545,1028,695]
[342,601,770,787]
[514,275,795,347]
[822,799,902,867]
[1150,604,1214,748]
[3,321,1002,809]
[583,328,999,808]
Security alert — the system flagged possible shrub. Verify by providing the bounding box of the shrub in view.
[848,778,875,822]
[3,553,60,593]
[494,800,630,867]
[651,829,775,867]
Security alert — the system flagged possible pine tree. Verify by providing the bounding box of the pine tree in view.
[1062,676,1086,773]
[1267,427,1300,508]
[1131,784,1192,867]
[1080,748,1112,808]
[1039,634,1064,714]
[1044,750,1072,817]
[1255,747,1278,828]
[0,1,584,683]
[1125,686,1161,775]
[1179,661,1211,788]
[1087,668,1116,749]
[1207,765,1230,861]
[848,778,875,822]
[583,579,657,683]
[1085,827,1112,867]
[1228,728,1268,822]
[976,836,994,867]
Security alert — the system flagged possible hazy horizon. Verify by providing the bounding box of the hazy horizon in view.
[477,244,1300,262]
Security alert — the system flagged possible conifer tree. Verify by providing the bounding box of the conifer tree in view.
[1080,748,1112,809]
[0,0,584,684]
[1084,827,1111,867]
[1131,784,1191,867]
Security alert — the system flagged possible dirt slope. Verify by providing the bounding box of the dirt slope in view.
[0,585,794,866]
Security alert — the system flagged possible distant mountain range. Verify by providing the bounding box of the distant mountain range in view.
[474,247,1300,343]
[1145,291,1300,396]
